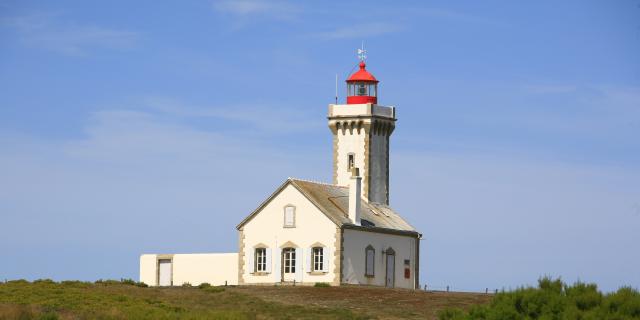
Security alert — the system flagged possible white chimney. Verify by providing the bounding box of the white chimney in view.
[349,167,362,225]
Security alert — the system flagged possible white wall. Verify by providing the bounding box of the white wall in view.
[342,229,418,289]
[139,253,238,286]
[328,104,395,118]
[335,124,367,188]
[241,183,338,285]
[139,254,157,286]
[173,253,238,286]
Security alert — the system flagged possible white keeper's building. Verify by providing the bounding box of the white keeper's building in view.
[140,57,422,289]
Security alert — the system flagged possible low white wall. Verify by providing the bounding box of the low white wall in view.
[139,253,238,286]
[140,254,157,286]
[173,253,238,286]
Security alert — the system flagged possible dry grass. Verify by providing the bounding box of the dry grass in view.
[229,285,492,319]
[0,280,491,319]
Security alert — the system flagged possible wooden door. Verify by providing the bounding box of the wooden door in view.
[385,254,395,288]
[158,259,172,286]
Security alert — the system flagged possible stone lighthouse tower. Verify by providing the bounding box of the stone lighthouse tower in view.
[328,56,396,205]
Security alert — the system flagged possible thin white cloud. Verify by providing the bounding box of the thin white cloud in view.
[316,22,403,40]
[523,84,579,94]
[524,85,640,133]
[212,0,300,20]
[430,82,640,142]
[415,7,506,26]
[140,96,322,133]
[1,13,139,56]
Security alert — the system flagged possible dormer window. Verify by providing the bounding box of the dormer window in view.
[284,205,295,227]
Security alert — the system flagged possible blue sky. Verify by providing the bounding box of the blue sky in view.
[1,0,639,292]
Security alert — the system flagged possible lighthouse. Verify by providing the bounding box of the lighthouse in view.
[141,52,421,290]
[328,54,396,205]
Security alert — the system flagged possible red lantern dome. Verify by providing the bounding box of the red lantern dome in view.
[346,61,378,104]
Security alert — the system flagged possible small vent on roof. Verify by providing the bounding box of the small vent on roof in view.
[361,219,375,227]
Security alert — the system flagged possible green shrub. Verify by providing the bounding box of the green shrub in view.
[136,281,149,288]
[95,279,122,286]
[120,278,136,285]
[33,279,55,284]
[202,286,225,293]
[6,279,30,284]
[314,282,331,287]
[437,308,465,320]
[438,277,640,320]
[566,281,602,311]
[60,280,91,288]
[198,283,211,289]
[181,282,192,287]
[603,286,640,318]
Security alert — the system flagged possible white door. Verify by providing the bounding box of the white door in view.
[385,254,395,288]
[158,259,172,286]
[282,248,296,282]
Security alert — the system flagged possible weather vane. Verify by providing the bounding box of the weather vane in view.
[357,41,367,61]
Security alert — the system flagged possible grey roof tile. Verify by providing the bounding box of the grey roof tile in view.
[237,178,418,235]
[289,178,417,232]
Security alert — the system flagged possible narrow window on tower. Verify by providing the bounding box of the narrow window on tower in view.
[347,153,355,172]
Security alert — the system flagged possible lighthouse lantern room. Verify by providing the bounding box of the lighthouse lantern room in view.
[346,61,378,104]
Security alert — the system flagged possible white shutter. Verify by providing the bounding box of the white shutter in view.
[265,248,272,273]
[247,248,255,273]
[274,248,281,281]
[322,247,330,272]
[305,247,312,272]
[285,207,294,226]
[294,248,303,283]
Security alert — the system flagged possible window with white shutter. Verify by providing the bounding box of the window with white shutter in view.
[255,248,267,272]
[322,247,330,272]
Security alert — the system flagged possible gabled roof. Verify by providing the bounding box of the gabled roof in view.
[236,178,419,236]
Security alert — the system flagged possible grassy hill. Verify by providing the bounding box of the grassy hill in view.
[0,280,490,319]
